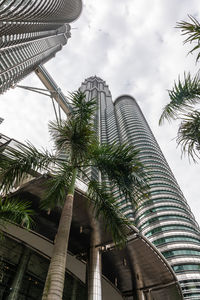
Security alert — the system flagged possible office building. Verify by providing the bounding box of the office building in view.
[0,133,184,300]
[0,68,184,299]
[0,0,82,94]
[80,76,200,299]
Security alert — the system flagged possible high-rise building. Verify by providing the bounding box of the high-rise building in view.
[0,70,184,299]
[0,0,82,94]
[80,76,200,300]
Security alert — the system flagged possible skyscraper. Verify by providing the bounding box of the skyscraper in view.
[80,76,200,300]
[0,0,82,94]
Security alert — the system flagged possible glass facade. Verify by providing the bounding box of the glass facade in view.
[80,77,200,299]
[80,77,135,221]
[0,236,86,300]
[0,0,82,94]
[115,95,200,299]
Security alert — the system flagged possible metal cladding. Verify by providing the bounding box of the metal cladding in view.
[0,158,183,299]
[0,0,82,23]
[80,76,200,300]
[80,76,135,223]
[0,0,82,94]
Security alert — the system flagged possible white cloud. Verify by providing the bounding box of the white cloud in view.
[1,0,200,224]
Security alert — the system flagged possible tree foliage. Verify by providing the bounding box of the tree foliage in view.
[0,90,150,299]
[0,91,149,244]
[159,16,200,161]
[177,15,200,61]
[0,197,33,229]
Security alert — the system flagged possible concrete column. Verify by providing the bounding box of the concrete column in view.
[137,290,146,300]
[71,277,78,300]
[88,219,102,300]
[7,246,31,300]
[146,291,152,300]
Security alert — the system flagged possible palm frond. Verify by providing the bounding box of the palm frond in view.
[49,119,74,153]
[49,119,96,164]
[176,15,200,61]
[88,181,131,246]
[49,91,97,164]
[0,198,33,229]
[90,143,149,204]
[0,143,56,193]
[68,91,97,124]
[177,111,200,161]
[41,164,73,209]
[159,72,200,125]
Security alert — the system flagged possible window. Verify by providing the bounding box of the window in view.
[173,264,200,272]
[153,236,200,246]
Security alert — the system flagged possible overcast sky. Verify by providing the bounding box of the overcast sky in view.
[1,0,200,224]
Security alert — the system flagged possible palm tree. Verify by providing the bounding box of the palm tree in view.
[159,16,200,161]
[0,197,33,231]
[0,91,149,300]
[159,72,200,125]
[0,197,33,299]
[177,111,200,160]
[159,73,200,161]
[176,15,200,62]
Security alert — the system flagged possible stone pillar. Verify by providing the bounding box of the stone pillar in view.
[7,246,31,300]
[88,219,102,300]
[71,277,78,300]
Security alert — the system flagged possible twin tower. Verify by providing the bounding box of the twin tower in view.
[0,0,82,94]
[80,76,200,300]
[0,1,200,299]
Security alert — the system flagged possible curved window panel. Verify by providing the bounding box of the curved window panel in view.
[173,264,200,272]
[180,279,200,285]
[163,249,200,258]
[139,198,188,209]
[139,215,195,230]
[153,236,200,246]
[183,293,200,298]
[182,285,200,291]
[136,205,189,221]
[150,190,183,198]
[145,225,198,238]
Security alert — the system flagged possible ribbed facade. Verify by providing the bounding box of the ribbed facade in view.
[80,76,135,222]
[80,76,200,299]
[0,0,82,23]
[0,0,82,94]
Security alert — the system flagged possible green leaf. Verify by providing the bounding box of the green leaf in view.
[176,15,200,61]
[176,111,200,161]
[90,142,149,204]
[41,164,73,209]
[159,72,200,125]
[88,181,131,246]
[0,142,57,193]
[68,91,97,124]
[0,197,34,229]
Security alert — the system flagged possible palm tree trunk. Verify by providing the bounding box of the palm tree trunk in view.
[7,246,31,300]
[42,168,77,300]
[88,218,102,300]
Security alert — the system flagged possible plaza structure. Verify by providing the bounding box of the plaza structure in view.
[0,0,82,94]
[80,76,200,300]
[0,70,185,299]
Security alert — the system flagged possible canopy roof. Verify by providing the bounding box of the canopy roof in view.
[8,176,183,300]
